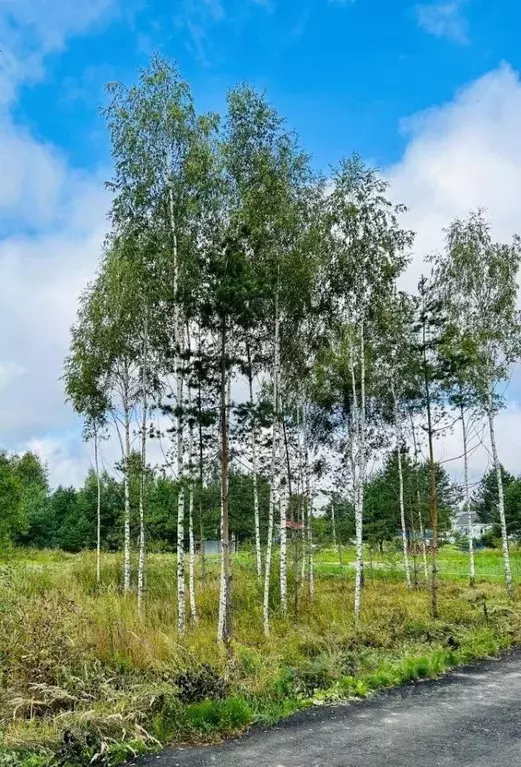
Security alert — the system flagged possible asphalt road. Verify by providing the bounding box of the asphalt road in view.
[139,650,521,767]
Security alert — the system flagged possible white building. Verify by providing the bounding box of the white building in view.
[451,511,492,541]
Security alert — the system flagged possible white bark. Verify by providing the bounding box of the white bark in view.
[418,503,429,581]
[217,329,231,643]
[94,425,101,586]
[350,339,363,619]
[331,501,338,560]
[137,315,148,613]
[487,389,513,596]
[248,362,262,582]
[176,366,185,634]
[302,403,314,599]
[298,404,307,584]
[301,496,307,584]
[409,413,429,580]
[169,182,186,634]
[187,384,197,624]
[123,392,131,594]
[460,403,475,587]
[275,308,288,615]
[263,354,279,635]
[188,484,197,623]
[307,494,315,600]
[392,381,411,589]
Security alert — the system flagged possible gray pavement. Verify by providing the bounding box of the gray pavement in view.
[138,649,521,766]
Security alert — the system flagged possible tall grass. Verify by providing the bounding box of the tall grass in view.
[0,549,520,766]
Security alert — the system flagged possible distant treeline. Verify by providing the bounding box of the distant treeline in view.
[6,448,510,553]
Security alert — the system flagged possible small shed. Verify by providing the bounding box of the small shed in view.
[197,536,239,556]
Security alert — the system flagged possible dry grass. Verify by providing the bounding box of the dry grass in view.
[1,549,520,766]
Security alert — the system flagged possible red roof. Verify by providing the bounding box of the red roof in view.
[284,519,304,530]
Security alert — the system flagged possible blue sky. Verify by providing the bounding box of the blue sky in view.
[2,0,521,485]
[12,0,519,174]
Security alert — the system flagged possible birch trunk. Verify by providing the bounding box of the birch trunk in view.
[187,385,197,624]
[331,501,337,550]
[273,301,288,614]
[302,403,314,599]
[410,413,429,580]
[460,402,475,587]
[123,391,131,594]
[307,495,315,600]
[422,317,439,618]
[408,499,419,588]
[197,374,206,587]
[297,403,307,584]
[487,389,512,596]
[188,484,197,623]
[392,381,411,589]
[94,425,101,586]
[247,348,262,581]
[350,338,363,619]
[263,351,279,635]
[217,321,231,643]
[137,315,148,613]
[418,502,429,581]
[176,364,185,633]
[301,494,307,584]
[169,183,186,634]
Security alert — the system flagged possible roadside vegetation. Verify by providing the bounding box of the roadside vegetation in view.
[1,549,521,767]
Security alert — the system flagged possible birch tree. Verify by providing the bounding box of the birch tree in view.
[327,155,412,617]
[104,55,218,629]
[65,245,143,593]
[223,85,318,622]
[432,211,521,596]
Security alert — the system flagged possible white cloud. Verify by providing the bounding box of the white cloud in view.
[0,1,114,482]
[0,0,117,101]
[385,64,521,482]
[388,64,521,291]
[0,361,25,393]
[0,198,108,445]
[416,1,468,44]
[27,436,91,489]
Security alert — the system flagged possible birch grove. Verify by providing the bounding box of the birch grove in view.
[63,55,521,640]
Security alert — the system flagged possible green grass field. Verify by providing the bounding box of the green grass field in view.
[315,544,521,582]
[1,547,520,767]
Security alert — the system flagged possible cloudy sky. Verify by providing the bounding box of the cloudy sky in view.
[1,0,521,488]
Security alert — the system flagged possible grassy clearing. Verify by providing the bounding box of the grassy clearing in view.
[1,549,520,767]
[316,544,521,582]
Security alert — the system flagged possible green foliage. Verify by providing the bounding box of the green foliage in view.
[184,697,251,735]
[320,453,459,547]
[0,451,48,546]
[14,463,272,553]
[472,466,521,524]
[2,550,521,763]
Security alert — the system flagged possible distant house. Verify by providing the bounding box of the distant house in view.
[272,519,304,543]
[285,519,304,531]
[451,511,492,541]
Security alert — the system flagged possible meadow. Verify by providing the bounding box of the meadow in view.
[1,547,521,767]
[315,545,521,582]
